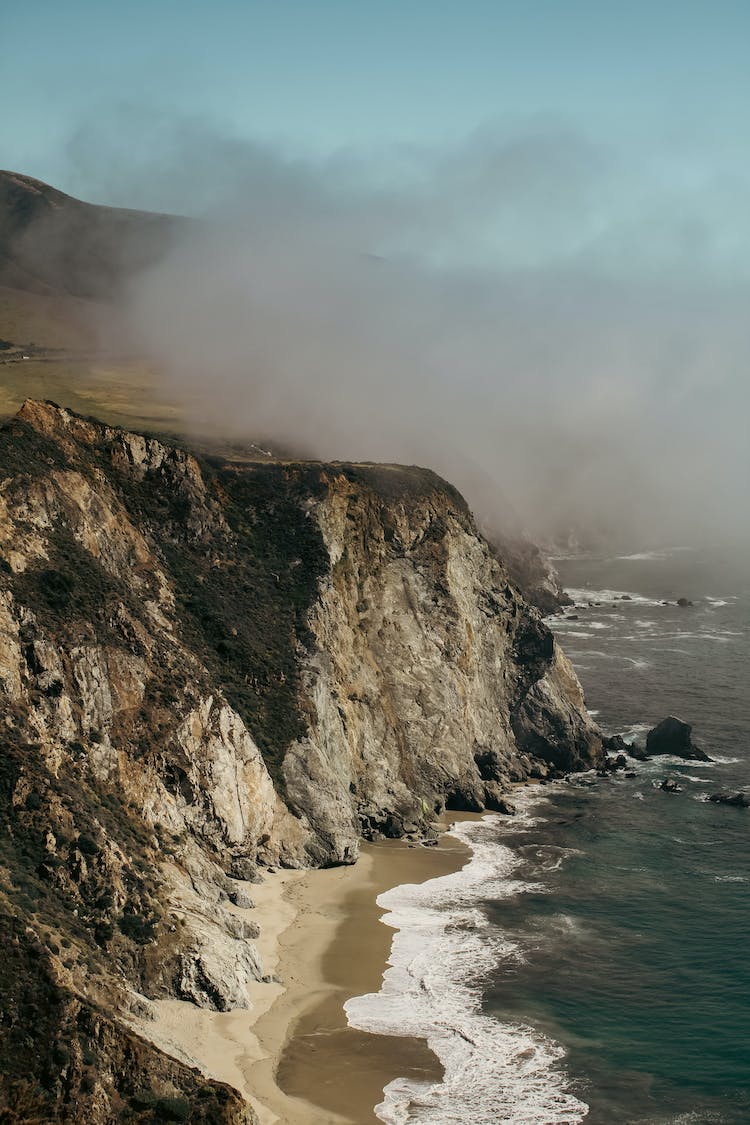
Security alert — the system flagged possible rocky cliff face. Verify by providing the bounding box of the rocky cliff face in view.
[487,531,572,615]
[0,401,602,1120]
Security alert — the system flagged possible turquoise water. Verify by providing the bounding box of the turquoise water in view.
[484,550,750,1123]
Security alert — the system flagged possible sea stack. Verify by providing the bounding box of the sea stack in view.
[646,716,712,762]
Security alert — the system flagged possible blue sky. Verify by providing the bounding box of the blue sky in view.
[4,0,750,200]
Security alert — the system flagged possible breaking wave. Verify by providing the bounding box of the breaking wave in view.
[345,811,588,1124]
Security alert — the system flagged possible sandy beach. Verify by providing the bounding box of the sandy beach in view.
[135,826,473,1124]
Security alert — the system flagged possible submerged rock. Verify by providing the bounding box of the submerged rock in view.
[660,777,682,793]
[600,752,629,774]
[607,733,648,761]
[604,734,628,754]
[707,792,750,808]
[646,716,712,762]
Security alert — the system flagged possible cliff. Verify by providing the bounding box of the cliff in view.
[0,401,602,1120]
[489,532,573,615]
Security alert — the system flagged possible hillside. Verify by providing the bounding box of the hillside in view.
[0,171,181,301]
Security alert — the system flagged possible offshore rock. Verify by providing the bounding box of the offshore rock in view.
[646,716,712,762]
[707,792,750,808]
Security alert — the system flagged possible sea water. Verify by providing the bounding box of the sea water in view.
[346,549,750,1124]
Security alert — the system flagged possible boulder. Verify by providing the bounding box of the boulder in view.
[660,777,682,793]
[646,716,712,762]
[227,856,260,882]
[229,889,256,910]
[602,753,629,773]
[603,734,630,756]
[707,792,750,808]
[484,781,517,815]
[607,733,648,761]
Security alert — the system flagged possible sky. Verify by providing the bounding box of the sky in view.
[4,0,750,200]
[3,1,749,550]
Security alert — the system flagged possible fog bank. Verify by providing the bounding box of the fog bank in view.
[81,118,749,553]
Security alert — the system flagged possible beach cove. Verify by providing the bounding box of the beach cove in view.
[131,829,472,1124]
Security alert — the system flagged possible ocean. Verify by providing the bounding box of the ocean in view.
[346,548,750,1124]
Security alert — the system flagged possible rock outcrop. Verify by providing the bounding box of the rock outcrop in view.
[707,792,750,808]
[489,532,572,614]
[0,401,603,1120]
[646,716,711,762]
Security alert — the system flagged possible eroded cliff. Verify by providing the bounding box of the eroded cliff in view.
[0,401,602,1121]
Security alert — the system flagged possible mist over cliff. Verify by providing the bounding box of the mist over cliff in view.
[47,116,750,553]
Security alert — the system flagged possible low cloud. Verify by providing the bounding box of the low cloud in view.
[68,111,750,552]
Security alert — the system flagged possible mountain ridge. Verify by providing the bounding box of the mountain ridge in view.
[0,169,182,300]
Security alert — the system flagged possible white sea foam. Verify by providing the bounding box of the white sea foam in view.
[616,550,670,561]
[659,1111,725,1124]
[565,586,663,607]
[345,810,588,1125]
[546,552,597,561]
[615,547,696,561]
[618,723,650,745]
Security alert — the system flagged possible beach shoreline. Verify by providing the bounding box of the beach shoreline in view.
[131,824,474,1124]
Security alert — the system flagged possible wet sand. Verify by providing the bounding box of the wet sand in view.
[272,832,471,1123]
[134,826,472,1124]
